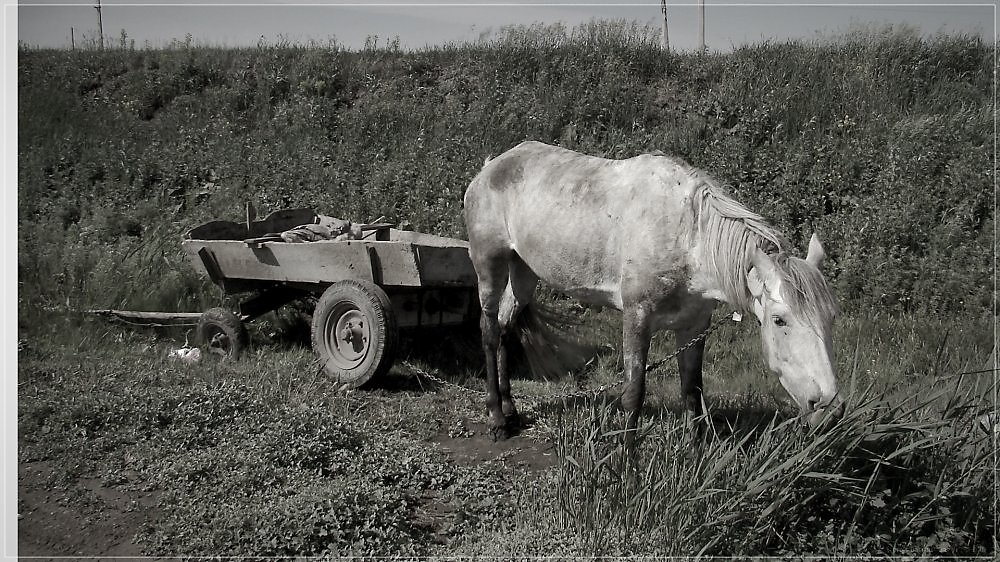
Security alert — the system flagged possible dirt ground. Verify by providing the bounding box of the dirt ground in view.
[18,460,160,559]
[18,421,556,558]
[429,418,559,471]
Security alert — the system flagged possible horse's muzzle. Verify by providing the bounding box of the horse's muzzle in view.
[803,399,845,429]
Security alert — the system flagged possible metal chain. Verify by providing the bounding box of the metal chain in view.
[643,311,739,373]
[404,361,487,398]
[406,311,740,405]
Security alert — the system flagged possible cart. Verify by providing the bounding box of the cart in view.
[103,207,480,389]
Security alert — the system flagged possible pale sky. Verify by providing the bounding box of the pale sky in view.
[10,1,996,52]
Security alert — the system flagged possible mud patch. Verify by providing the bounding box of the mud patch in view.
[18,460,161,559]
[486,156,524,191]
[429,418,558,472]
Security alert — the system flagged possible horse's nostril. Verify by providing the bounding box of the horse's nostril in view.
[807,399,819,411]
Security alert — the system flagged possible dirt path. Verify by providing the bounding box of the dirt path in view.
[18,422,556,558]
[18,460,160,560]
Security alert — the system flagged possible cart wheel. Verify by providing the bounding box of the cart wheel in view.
[312,280,398,388]
[196,308,249,359]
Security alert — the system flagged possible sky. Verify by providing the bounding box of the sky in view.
[9,1,997,53]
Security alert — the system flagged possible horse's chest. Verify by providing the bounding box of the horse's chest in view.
[648,296,715,331]
[622,262,713,329]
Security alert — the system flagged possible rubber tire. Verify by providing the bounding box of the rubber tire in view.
[311,280,398,389]
[197,308,249,359]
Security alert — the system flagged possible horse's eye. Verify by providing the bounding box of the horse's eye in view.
[772,316,786,327]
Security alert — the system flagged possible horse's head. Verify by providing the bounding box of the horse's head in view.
[747,233,842,427]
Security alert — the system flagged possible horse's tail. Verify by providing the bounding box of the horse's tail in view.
[500,290,598,382]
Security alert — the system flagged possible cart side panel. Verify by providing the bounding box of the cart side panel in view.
[182,240,375,285]
[414,245,478,287]
[389,288,475,328]
[367,243,421,286]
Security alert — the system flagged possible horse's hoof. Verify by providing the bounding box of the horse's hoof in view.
[683,415,711,443]
[504,412,522,430]
[489,425,513,442]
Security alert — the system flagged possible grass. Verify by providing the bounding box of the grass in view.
[16,20,995,558]
[553,379,993,556]
[18,309,995,557]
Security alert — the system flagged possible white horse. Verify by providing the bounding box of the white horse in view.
[463,141,842,440]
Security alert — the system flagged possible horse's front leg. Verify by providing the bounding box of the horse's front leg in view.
[621,307,652,445]
[676,324,708,416]
[676,312,712,433]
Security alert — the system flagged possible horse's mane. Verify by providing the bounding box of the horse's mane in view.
[685,167,837,321]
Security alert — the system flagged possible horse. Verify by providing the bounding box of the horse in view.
[463,141,842,441]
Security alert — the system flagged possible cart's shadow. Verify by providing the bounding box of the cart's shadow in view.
[373,324,619,397]
[368,327,485,393]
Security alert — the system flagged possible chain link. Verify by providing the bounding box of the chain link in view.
[404,361,487,398]
[406,311,740,406]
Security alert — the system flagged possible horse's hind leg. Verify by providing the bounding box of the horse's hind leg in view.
[470,246,514,441]
[497,254,538,429]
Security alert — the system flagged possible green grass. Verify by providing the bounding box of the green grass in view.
[551,377,993,556]
[18,310,995,557]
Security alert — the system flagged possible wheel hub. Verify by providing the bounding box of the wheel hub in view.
[328,307,370,368]
[207,331,231,356]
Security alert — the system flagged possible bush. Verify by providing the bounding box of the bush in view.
[17,25,992,317]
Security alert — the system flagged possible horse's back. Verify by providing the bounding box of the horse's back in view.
[464,141,697,307]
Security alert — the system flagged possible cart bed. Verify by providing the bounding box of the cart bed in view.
[181,209,477,292]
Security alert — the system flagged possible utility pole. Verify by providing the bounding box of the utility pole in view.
[698,0,705,54]
[94,0,104,50]
[71,27,75,50]
[660,0,669,52]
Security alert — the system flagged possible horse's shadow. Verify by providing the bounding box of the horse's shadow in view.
[364,326,790,441]
[369,318,590,395]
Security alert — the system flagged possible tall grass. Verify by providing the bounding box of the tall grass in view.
[19,300,994,556]
[554,377,994,556]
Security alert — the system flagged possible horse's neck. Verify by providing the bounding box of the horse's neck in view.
[689,235,756,314]
[689,262,736,306]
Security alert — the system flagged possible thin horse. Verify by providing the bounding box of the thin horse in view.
[463,141,842,440]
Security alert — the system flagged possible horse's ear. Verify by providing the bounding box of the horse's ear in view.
[747,266,764,298]
[750,247,779,289]
[752,296,765,322]
[806,233,826,268]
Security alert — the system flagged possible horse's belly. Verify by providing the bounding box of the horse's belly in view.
[513,242,624,309]
[560,286,623,309]
[506,202,626,308]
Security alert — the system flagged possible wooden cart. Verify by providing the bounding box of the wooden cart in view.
[159,207,477,388]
